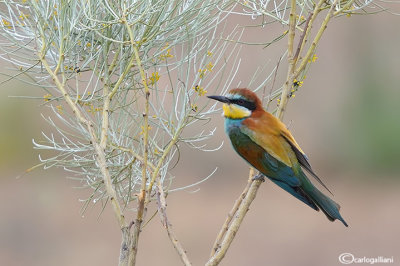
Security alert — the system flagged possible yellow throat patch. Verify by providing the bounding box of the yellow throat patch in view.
[222,103,251,119]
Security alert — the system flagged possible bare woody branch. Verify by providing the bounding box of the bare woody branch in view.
[210,168,254,257]
[206,178,264,266]
[156,180,192,266]
[123,17,152,265]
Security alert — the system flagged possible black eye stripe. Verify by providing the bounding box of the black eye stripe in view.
[231,99,256,111]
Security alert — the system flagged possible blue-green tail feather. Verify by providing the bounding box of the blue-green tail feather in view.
[304,184,349,227]
[274,178,348,227]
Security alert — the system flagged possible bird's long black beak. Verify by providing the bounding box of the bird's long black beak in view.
[207,95,230,103]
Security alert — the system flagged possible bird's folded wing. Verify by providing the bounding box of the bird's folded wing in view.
[241,115,295,168]
[281,132,333,195]
[241,114,332,194]
[231,126,300,187]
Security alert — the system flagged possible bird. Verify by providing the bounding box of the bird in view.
[208,88,348,227]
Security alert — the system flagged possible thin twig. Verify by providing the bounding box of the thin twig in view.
[276,0,297,120]
[293,0,325,66]
[156,180,192,266]
[145,123,187,205]
[294,0,339,77]
[295,0,325,64]
[266,56,282,109]
[293,12,313,63]
[110,144,157,172]
[287,0,297,62]
[334,0,357,16]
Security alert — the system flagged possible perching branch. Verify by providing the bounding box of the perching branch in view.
[206,177,264,266]
[209,168,254,257]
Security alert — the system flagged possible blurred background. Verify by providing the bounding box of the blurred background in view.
[1,9,400,266]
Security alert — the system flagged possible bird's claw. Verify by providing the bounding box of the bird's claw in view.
[252,174,265,182]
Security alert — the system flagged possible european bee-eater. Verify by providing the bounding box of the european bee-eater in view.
[208,88,348,227]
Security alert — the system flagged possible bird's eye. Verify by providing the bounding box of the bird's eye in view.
[237,99,245,105]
